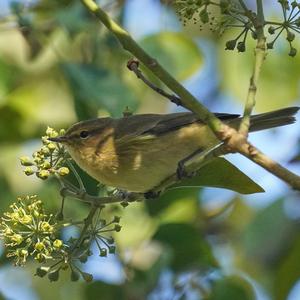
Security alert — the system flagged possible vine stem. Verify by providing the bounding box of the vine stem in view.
[80,0,300,191]
[71,205,98,253]
[239,0,266,136]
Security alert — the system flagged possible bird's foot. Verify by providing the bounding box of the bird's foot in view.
[176,162,196,180]
[144,190,161,200]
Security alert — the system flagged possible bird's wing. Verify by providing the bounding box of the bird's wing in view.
[115,112,240,141]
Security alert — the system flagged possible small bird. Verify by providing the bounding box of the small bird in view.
[49,107,299,193]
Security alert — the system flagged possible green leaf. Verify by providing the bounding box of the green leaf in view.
[140,32,203,81]
[220,32,300,111]
[171,158,264,194]
[146,188,199,217]
[84,282,124,300]
[153,223,218,271]
[61,63,138,119]
[208,276,255,300]
[274,236,300,300]
[242,199,298,265]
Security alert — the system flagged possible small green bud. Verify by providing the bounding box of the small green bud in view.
[35,242,45,251]
[53,239,63,249]
[35,266,50,277]
[108,246,116,254]
[100,248,107,257]
[20,156,34,166]
[71,270,80,282]
[40,221,53,232]
[46,127,58,138]
[81,272,93,283]
[24,167,34,176]
[57,167,70,176]
[291,1,297,8]
[59,129,66,136]
[289,47,297,57]
[48,269,60,282]
[41,146,50,155]
[20,249,28,257]
[4,227,13,235]
[41,161,51,170]
[113,216,120,223]
[33,156,43,164]
[121,201,129,208]
[12,234,23,245]
[199,9,209,24]
[47,143,56,151]
[268,26,275,34]
[225,40,236,50]
[237,41,246,52]
[287,31,295,42]
[37,170,50,180]
[114,224,122,232]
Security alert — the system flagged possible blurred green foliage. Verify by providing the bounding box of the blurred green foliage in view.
[0,0,300,299]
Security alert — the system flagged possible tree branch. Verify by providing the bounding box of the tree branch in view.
[240,143,300,190]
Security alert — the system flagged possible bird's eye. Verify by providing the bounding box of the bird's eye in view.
[79,130,90,139]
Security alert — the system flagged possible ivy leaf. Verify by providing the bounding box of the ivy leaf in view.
[140,32,203,81]
[208,276,255,300]
[171,157,264,194]
[153,223,218,271]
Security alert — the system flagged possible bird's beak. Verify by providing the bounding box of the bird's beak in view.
[48,136,69,143]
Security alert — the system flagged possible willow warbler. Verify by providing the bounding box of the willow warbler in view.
[49,107,299,193]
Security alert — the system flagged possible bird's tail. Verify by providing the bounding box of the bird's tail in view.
[249,106,299,132]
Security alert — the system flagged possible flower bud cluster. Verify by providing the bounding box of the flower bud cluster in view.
[20,127,69,180]
[266,1,300,57]
[0,195,66,266]
[173,0,300,56]
[174,0,236,28]
[89,214,122,258]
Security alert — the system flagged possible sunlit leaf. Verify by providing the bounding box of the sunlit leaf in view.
[171,158,264,194]
[219,33,300,111]
[140,32,203,81]
[146,188,200,217]
[275,236,300,300]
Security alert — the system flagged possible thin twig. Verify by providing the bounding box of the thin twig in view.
[239,0,266,136]
[71,205,98,253]
[66,160,86,192]
[127,59,182,106]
